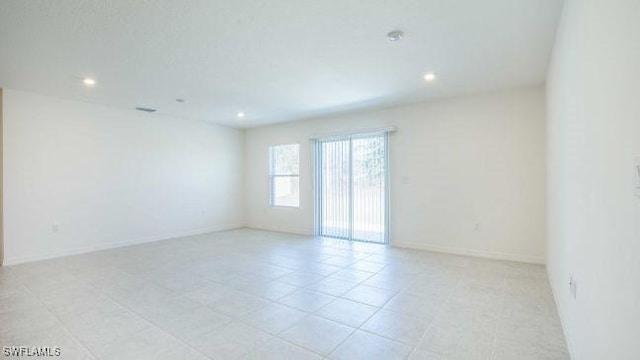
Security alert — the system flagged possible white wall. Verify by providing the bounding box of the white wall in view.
[3,89,244,265]
[546,0,640,358]
[245,86,547,263]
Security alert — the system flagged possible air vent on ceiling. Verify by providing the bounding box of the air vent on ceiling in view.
[136,107,156,113]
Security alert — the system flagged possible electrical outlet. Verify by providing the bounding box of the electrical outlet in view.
[51,224,59,233]
[569,276,577,299]
[474,223,481,231]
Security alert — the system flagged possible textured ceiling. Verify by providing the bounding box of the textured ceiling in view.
[0,0,563,127]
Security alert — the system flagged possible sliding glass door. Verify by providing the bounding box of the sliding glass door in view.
[313,132,389,244]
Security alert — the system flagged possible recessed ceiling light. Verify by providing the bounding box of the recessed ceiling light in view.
[83,78,96,86]
[237,111,245,118]
[387,30,404,42]
[424,73,436,82]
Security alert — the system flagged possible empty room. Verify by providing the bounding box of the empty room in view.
[1,0,639,359]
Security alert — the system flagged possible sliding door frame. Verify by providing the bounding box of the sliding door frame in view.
[312,130,391,244]
[0,89,3,266]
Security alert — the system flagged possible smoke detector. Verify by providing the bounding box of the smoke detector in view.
[386,30,404,42]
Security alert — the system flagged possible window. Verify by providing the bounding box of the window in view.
[270,144,300,207]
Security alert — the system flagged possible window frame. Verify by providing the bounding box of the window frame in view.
[269,143,300,208]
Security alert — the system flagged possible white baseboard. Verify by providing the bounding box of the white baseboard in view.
[392,241,546,264]
[548,273,575,359]
[245,224,313,236]
[3,224,243,266]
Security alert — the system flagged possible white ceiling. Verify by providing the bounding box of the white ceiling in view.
[0,0,563,128]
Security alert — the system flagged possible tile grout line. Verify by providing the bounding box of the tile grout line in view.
[84,280,216,360]
[405,269,463,359]
[488,271,509,360]
[21,282,100,360]
[233,257,396,358]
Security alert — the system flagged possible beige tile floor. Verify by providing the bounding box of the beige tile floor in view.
[0,229,569,359]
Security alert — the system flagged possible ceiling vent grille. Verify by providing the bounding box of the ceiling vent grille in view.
[135,107,156,113]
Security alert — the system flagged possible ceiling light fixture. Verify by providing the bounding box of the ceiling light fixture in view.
[424,73,436,82]
[386,30,404,42]
[176,98,185,103]
[83,78,96,87]
[237,111,245,118]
